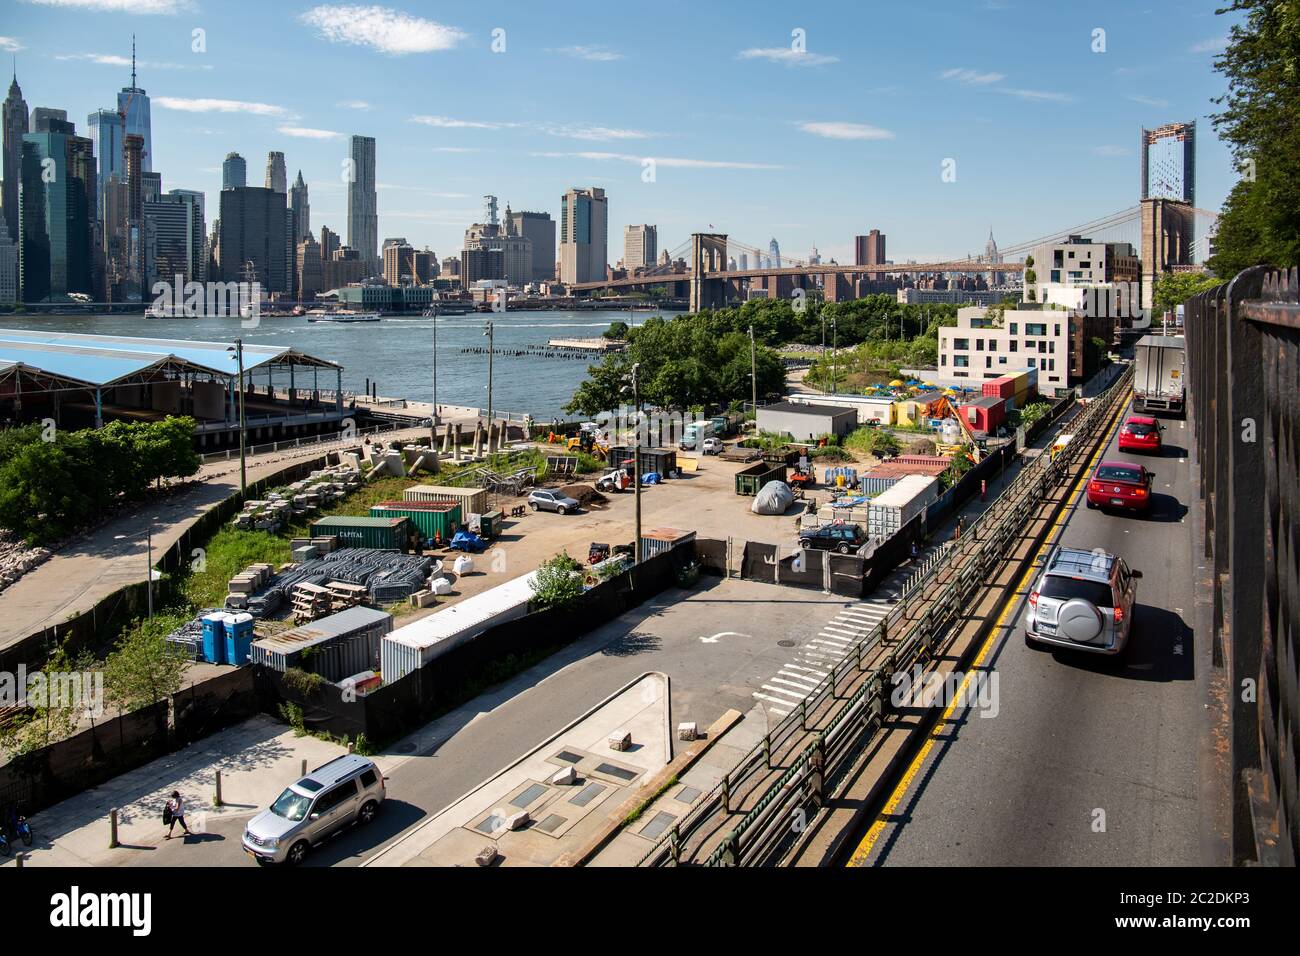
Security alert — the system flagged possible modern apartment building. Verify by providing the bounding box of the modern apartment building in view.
[508,209,555,281]
[217,185,289,293]
[938,305,1081,395]
[1141,121,1195,206]
[854,229,886,267]
[559,186,607,284]
[1025,236,1140,302]
[623,223,657,272]
[347,134,378,268]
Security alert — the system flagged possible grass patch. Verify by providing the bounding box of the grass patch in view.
[623,775,679,826]
[181,528,293,608]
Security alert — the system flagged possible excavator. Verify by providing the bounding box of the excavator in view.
[924,395,983,464]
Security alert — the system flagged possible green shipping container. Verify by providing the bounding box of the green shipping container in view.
[310,516,412,551]
[369,503,462,544]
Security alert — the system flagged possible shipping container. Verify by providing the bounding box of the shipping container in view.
[959,395,1007,434]
[403,484,490,516]
[981,375,1017,400]
[251,606,393,683]
[639,527,696,561]
[606,446,679,478]
[867,475,939,540]
[735,460,786,495]
[381,571,542,683]
[309,515,413,552]
[370,502,462,545]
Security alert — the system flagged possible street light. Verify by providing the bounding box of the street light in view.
[831,317,839,394]
[430,303,440,448]
[622,363,642,567]
[749,324,757,419]
[484,319,494,430]
[226,338,246,497]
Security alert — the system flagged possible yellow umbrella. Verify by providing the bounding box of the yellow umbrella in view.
[889,379,904,388]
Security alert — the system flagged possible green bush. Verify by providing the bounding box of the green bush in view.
[530,551,585,610]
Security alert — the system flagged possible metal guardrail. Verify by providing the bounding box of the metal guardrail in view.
[199,420,417,464]
[638,365,1135,866]
[1184,265,1298,867]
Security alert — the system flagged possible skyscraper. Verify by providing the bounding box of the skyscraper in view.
[116,38,151,172]
[146,190,205,286]
[347,134,378,268]
[31,108,73,134]
[87,108,123,219]
[768,237,781,269]
[265,151,286,193]
[218,186,289,293]
[289,170,310,239]
[559,186,607,284]
[623,224,657,272]
[0,217,17,307]
[2,69,28,249]
[1140,121,1195,206]
[18,130,96,301]
[222,151,246,190]
[508,209,556,282]
[854,229,886,267]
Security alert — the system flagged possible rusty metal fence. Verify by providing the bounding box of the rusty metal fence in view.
[1184,266,1298,867]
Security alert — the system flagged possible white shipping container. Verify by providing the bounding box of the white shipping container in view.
[381,570,541,684]
[867,475,939,540]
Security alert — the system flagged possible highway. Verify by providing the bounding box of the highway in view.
[850,395,1220,866]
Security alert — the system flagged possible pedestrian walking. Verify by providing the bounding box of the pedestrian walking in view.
[164,791,192,839]
[909,540,921,563]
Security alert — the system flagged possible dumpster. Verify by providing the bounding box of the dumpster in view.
[735,461,786,495]
[479,510,502,538]
[370,502,461,545]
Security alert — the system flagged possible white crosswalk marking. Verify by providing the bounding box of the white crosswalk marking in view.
[754,598,896,718]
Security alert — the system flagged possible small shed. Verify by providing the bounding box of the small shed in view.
[756,401,857,441]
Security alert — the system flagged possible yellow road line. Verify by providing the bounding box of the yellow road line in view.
[846,389,1132,867]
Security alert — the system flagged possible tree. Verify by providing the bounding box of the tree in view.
[603,320,629,340]
[104,616,192,723]
[1207,0,1300,275]
[0,643,98,758]
[1152,272,1226,315]
[530,551,584,610]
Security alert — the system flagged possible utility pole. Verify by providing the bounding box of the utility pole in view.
[227,339,247,496]
[831,318,838,394]
[146,524,153,620]
[430,304,440,447]
[484,319,494,426]
[749,324,757,419]
[624,363,643,568]
[821,312,827,394]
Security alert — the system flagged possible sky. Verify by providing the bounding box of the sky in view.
[2,0,1245,266]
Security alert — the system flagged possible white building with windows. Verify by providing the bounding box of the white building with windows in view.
[938,305,1081,396]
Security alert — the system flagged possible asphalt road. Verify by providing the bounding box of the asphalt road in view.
[859,397,1215,866]
[133,578,854,867]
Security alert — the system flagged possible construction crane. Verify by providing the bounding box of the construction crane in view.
[924,394,983,463]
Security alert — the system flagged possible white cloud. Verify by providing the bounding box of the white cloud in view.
[410,116,652,141]
[998,87,1072,103]
[278,125,343,140]
[337,99,371,110]
[532,151,782,171]
[1190,36,1228,54]
[0,37,25,53]
[1092,145,1129,157]
[737,47,838,67]
[300,5,467,55]
[23,0,191,12]
[156,96,291,117]
[940,68,1006,85]
[550,45,622,62]
[1126,93,1170,108]
[797,121,894,141]
[55,52,211,70]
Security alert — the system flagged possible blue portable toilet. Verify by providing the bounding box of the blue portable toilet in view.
[201,614,226,664]
[224,612,255,666]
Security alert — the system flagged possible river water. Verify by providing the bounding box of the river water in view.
[5,310,643,418]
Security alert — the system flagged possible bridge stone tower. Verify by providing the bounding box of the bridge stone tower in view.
[690,233,729,313]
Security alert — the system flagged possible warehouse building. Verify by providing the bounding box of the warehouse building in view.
[0,327,350,448]
[757,401,857,441]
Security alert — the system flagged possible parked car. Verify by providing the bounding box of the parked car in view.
[1025,546,1141,655]
[528,489,581,514]
[242,754,385,866]
[1117,415,1162,454]
[1086,460,1152,513]
[701,437,724,455]
[798,523,866,554]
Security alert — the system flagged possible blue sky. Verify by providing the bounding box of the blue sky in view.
[4,0,1242,265]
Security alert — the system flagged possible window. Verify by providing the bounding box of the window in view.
[1009,323,1018,335]
[975,339,984,351]
[1049,341,1055,353]
[999,356,1007,364]
[954,355,969,368]
[1054,324,1060,337]
[1010,341,1018,352]
[1026,323,1046,336]
[985,356,992,368]
[1050,270,1061,283]
[1028,358,1037,367]
[953,338,969,350]
[1039,341,1047,353]
[358,768,378,789]
[1040,576,1114,608]
[314,780,358,814]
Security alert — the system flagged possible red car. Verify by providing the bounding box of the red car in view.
[1086,461,1152,513]
[1118,415,1162,453]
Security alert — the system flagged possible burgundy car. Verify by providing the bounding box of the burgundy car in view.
[1117,415,1162,454]
[1086,461,1152,513]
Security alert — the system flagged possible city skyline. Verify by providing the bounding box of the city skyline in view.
[0,0,1244,266]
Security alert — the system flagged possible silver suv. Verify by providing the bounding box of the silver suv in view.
[242,754,385,865]
[1024,546,1141,655]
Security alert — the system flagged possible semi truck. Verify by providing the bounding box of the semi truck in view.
[1133,335,1186,416]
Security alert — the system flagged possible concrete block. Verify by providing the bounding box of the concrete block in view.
[475,845,499,867]
[678,722,698,742]
[608,730,632,752]
[505,810,530,831]
[550,766,578,786]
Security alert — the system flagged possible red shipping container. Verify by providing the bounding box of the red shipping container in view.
[961,396,1007,433]
[981,375,1017,399]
